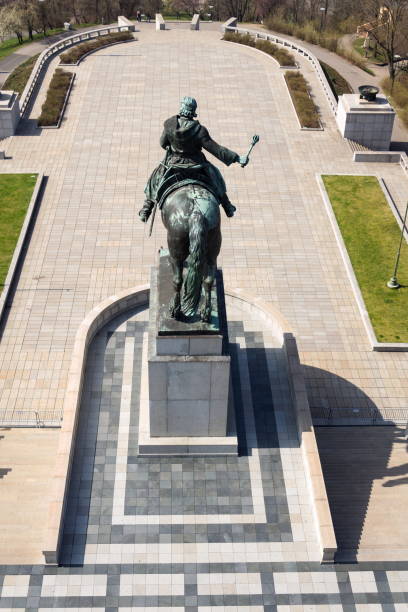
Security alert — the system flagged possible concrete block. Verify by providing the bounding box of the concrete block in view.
[156,336,189,355]
[148,361,167,400]
[209,399,229,436]
[210,361,230,400]
[150,400,168,435]
[167,362,211,400]
[167,400,210,435]
[189,335,222,355]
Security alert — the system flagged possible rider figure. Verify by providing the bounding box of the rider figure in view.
[139,96,248,222]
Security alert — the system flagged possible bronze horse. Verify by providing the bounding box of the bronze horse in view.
[161,183,221,323]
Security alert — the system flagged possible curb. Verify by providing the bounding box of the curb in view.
[317,173,408,352]
[0,173,44,325]
[59,37,135,67]
[283,73,324,131]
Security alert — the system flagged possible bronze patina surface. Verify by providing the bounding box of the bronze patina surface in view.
[157,250,221,335]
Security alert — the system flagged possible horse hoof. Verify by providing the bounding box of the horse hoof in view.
[200,308,211,324]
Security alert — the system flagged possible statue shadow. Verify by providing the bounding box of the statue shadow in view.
[303,364,407,562]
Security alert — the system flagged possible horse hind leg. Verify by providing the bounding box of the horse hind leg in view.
[168,257,183,320]
[200,263,216,323]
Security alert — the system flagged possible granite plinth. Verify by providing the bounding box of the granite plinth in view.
[336,93,395,151]
[141,263,237,455]
[158,250,221,336]
[0,91,20,139]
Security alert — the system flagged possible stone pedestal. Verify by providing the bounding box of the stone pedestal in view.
[336,94,395,150]
[138,252,238,455]
[0,91,20,139]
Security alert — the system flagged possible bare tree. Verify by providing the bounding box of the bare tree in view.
[361,0,408,83]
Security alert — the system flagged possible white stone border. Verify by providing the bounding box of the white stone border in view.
[282,73,324,131]
[317,173,408,352]
[39,73,75,129]
[0,172,44,325]
[222,38,298,70]
[59,38,135,67]
[42,285,336,565]
[283,333,337,563]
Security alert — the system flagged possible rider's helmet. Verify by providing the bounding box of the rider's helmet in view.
[179,96,197,118]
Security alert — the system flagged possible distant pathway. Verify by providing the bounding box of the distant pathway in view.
[0,25,109,88]
[260,26,408,146]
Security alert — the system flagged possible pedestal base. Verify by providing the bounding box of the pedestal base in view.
[139,254,238,455]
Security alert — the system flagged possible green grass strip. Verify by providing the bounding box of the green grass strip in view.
[323,175,408,342]
[0,29,63,61]
[0,174,38,291]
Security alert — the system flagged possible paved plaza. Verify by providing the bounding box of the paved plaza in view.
[0,21,407,610]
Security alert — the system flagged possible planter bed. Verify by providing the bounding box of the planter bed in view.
[59,31,133,65]
[284,71,321,129]
[38,69,74,128]
[222,31,296,67]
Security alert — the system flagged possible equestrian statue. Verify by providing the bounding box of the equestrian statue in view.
[139,96,259,323]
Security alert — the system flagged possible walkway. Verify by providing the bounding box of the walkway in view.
[0,26,108,88]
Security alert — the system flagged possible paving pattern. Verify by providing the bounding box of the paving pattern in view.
[0,21,407,610]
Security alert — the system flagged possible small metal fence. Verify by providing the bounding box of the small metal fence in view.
[0,409,63,428]
[311,405,408,426]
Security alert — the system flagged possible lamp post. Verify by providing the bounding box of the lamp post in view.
[38,0,47,37]
[319,7,325,32]
[387,200,408,289]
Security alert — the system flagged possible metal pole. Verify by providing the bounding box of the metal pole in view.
[387,200,408,288]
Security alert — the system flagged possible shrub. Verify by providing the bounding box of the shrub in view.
[320,61,352,100]
[60,31,133,64]
[264,16,375,76]
[37,68,73,127]
[223,31,296,66]
[381,74,408,128]
[3,54,40,96]
[285,71,320,128]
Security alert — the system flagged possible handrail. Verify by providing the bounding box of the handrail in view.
[0,409,62,427]
[222,22,338,116]
[19,24,134,117]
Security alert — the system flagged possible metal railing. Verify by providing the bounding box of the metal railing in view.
[311,405,408,426]
[0,409,63,427]
[20,24,135,116]
[222,22,338,116]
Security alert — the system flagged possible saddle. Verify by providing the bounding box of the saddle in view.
[156,166,219,209]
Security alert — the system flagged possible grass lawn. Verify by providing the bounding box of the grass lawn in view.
[0,29,63,61]
[353,37,387,64]
[323,175,408,342]
[0,174,38,292]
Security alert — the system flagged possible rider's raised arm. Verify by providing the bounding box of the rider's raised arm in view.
[200,126,239,166]
[160,129,170,150]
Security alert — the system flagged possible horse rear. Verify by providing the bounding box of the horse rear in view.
[161,184,221,322]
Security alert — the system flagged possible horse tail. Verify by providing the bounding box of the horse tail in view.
[181,206,207,317]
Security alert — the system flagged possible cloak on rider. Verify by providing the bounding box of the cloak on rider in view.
[139,97,248,223]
